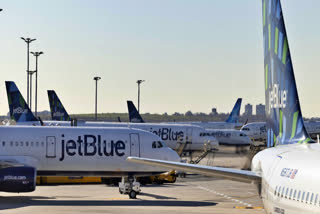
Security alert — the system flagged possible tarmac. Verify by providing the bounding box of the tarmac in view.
[0,146,265,214]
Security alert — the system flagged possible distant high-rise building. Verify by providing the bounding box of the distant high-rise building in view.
[244,104,253,116]
[256,104,265,117]
[211,108,218,115]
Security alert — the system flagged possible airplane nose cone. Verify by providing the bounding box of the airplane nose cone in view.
[168,148,181,162]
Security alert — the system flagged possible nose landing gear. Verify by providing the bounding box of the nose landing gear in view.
[118,176,141,199]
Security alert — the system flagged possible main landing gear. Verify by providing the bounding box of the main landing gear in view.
[118,176,141,199]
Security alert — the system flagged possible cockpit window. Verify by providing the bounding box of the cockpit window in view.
[242,128,250,131]
[200,132,211,137]
[152,141,157,148]
[152,141,166,149]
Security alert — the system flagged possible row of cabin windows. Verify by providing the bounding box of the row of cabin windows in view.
[275,186,320,206]
[199,132,248,137]
[1,141,45,147]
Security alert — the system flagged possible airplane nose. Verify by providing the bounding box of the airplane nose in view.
[168,148,181,162]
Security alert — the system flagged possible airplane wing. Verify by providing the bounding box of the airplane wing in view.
[127,157,260,184]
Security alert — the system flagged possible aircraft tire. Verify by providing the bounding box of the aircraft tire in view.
[129,190,137,199]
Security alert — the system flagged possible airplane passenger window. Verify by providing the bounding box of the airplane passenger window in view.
[26,142,29,146]
[41,142,44,147]
[36,142,39,147]
[278,187,282,197]
[31,142,34,147]
[289,189,293,199]
[2,141,5,146]
[10,141,13,146]
[297,191,301,201]
[306,192,310,204]
[20,142,23,146]
[281,187,285,197]
[15,142,18,146]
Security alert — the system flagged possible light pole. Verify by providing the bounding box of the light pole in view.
[30,51,43,117]
[21,37,36,105]
[94,76,101,121]
[136,80,145,113]
[28,70,36,110]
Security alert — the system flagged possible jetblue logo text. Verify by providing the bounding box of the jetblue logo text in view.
[268,84,287,113]
[13,107,28,114]
[53,112,65,117]
[150,128,184,141]
[59,135,125,161]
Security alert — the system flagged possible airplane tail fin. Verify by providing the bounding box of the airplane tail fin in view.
[127,100,145,123]
[47,90,71,121]
[263,0,312,147]
[5,81,38,122]
[225,98,242,123]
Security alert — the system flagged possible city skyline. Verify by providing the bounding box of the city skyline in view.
[0,1,319,117]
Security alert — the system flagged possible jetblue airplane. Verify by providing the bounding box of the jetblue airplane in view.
[6,84,219,152]
[127,0,320,212]
[127,100,251,146]
[0,123,179,198]
[241,121,320,142]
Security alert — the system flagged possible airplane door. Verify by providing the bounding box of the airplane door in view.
[186,128,193,143]
[46,136,56,158]
[130,133,140,157]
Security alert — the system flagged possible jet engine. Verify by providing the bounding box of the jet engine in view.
[0,166,36,192]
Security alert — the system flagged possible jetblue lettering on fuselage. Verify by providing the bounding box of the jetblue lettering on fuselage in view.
[59,135,125,161]
[150,128,184,141]
[53,112,65,117]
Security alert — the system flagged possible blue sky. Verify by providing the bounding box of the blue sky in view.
[0,1,319,117]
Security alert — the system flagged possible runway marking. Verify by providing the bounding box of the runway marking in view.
[191,184,263,209]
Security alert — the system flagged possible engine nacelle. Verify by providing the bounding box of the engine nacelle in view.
[0,166,36,192]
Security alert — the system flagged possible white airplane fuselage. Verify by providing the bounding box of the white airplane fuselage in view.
[16,121,219,151]
[0,126,180,177]
[167,121,242,130]
[241,122,320,142]
[252,143,320,214]
[205,129,252,145]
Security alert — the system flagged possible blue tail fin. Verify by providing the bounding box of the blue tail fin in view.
[47,90,71,121]
[225,98,242,123]
[127,100,145,123]
[5,81,38,122]
[263,0,312,147]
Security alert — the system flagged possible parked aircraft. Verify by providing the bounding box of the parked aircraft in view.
[6,84,219,152]
[127,101,252,146]
[241,121,320,142]
[0,123,179,198]
[127,0,320,212]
